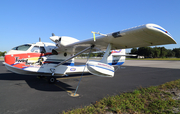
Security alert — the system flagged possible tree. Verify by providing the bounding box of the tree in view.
[0,51,7,57]
[129,47,180,58]
[152,47,160,58]
[173,48,180,58]
[97,52,104,57]
[166,49,175,57]
[131,48,138,54]
[138,47,152,58]
[159,47,167,58]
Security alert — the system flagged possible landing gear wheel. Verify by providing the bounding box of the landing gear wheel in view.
[48,76,56,84]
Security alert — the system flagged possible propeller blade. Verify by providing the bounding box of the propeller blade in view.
[52,33,55,36]
[39,37,41,42]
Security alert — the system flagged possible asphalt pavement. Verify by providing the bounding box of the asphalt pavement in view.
[0,60,180,114]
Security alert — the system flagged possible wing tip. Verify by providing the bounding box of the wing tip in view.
[145,23,176,44]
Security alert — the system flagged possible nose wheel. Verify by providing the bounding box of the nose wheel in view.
[48,76,56,84]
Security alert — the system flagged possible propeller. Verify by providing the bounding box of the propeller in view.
[39,37,41,42]
[52,33,55,36]
[50,33,62,54]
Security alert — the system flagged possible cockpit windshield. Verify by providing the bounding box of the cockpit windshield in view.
[12,44,31,51]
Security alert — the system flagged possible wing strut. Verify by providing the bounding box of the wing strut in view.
[55,45,94,68]
[72,46,93,97]
[50,45,95,75]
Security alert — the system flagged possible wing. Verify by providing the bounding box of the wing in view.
[51,23,176,53]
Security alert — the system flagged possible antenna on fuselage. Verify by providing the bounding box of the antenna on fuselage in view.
[39,37,41,42]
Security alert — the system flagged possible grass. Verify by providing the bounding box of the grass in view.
[62,79,180,114]
[126,58,180,61]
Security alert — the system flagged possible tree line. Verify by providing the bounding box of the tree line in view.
[130,47,180,58]
[79,47,180,58]
[0,51,7,57]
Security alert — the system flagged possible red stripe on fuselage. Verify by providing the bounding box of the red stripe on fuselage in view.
[5,52,52,69]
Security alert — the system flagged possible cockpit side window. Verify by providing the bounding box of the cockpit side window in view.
[31,46,40,53]
[40,47,46,53]
[31,46,46,53]
[12,44,31,51]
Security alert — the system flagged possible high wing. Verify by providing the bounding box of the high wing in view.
[51,23,176,53]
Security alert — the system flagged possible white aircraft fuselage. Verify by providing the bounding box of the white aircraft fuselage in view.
[4,41,125,77]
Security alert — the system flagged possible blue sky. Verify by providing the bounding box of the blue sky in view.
[0,0,180,52]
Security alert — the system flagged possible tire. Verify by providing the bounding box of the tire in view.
[48,76,56,84]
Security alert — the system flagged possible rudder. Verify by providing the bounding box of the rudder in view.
[107,49,126,66]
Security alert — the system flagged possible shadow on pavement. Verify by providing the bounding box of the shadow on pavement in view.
[0,72,76,92]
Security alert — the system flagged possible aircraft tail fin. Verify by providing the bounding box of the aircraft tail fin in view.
[107,49,126,66]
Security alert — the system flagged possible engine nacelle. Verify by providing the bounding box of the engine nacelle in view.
[50,36,79,47]
[87,60,114,77]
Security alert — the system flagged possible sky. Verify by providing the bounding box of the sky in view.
[0,0,180,53]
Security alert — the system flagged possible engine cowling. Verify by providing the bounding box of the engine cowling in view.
[86,60,114,77]
[50,36,79,47]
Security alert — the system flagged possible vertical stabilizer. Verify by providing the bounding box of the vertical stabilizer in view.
[107,49,126,66]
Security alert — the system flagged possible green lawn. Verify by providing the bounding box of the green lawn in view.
[62,79,180,114]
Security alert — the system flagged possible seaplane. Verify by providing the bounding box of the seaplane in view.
[4,24,176,83]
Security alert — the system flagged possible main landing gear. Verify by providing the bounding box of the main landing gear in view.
[37,75,56,84]
[48,76,56,84]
